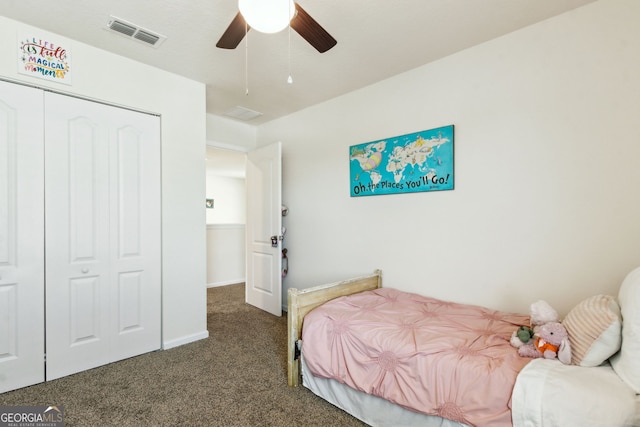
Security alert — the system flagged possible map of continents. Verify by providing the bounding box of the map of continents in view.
[350,125,454,197]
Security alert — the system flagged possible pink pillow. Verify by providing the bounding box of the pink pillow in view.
[563,295,621,367]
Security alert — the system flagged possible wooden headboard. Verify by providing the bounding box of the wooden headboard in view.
[287,269,382,387]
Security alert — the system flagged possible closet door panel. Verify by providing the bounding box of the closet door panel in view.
[0,81,45,393]
[45,94,111,380]
[45,92,160,379]
[68,118,104,261]
[109,112,161,361]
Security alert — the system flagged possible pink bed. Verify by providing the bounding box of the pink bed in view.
[302,287,531,426]
[290,270,639,427]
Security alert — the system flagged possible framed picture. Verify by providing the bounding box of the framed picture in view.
[206,198,214,209]
[349,125,454,197]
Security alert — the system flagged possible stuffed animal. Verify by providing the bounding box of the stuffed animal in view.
[510,300,559,348]
[517,321,571,364]
[529,300,559,332]
[510,325,535,347]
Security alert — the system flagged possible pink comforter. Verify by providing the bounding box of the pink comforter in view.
[302,288,531,426]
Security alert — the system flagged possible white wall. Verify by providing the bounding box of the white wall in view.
[205,174,246,287]
[258,0,640,316]
[207,113,257,151]
[206,175,246,224]
[206,225,245,287]
[0,17,208,348]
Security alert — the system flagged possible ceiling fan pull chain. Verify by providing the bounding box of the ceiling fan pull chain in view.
[245,20,249,95]
[287,1,293,84]
[287,30,293,84]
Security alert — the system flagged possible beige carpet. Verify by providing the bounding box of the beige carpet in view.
[0,284,366,426]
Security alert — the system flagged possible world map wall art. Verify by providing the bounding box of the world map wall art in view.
[349,125,454,197]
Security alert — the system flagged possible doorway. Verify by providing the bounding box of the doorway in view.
[205,146,247,288]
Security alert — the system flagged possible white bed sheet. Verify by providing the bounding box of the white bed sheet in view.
[511,358,638,427]
[303,355,639,426]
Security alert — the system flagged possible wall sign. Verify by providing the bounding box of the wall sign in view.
[18,32,72,85]
[349,125,454,197]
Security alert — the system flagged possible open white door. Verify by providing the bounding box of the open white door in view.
[246,142,282,316]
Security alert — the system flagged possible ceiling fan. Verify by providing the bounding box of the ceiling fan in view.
[216,1,337,53]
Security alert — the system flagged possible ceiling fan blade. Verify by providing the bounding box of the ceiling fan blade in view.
[290,3,337,53]
[216,12,250,49]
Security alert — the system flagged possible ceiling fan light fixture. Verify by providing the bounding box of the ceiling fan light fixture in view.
[238,0,295,34]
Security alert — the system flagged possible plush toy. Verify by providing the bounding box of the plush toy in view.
[517,321,571,364]
[510,300,559,348]
[510,325,535,347]
[529,300,559,332]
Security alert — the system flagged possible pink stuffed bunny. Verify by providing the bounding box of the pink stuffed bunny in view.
[518,321,571,364]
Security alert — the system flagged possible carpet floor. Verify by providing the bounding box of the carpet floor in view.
[0,283,367,426]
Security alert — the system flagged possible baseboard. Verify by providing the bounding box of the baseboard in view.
[162,330,209,350]
[207,278,245,288]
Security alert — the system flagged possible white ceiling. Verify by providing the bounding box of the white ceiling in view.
[2,0,596,125]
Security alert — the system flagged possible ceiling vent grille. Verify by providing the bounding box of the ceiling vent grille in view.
[106,16,166,48]
[224,106,263,121]
[134,30,160,45]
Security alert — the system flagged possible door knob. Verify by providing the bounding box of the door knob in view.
[81,268,89,274]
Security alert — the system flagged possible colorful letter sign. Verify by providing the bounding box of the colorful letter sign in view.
[18,32,72,85]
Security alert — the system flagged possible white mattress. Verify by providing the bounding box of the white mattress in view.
[303,355,639,427]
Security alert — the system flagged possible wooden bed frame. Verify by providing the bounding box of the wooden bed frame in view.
[287,269,382,387]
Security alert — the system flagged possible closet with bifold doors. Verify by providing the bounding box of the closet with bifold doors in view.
[0,80,161,393]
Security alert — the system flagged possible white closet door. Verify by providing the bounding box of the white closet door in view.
[0,81,45,393]
[107,103,161,362]
[45,93,161,380]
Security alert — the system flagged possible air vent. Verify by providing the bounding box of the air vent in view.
[134,30,160,45]
[106,16,166,48]
[109,20,136,37]
[224,106,263,121]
